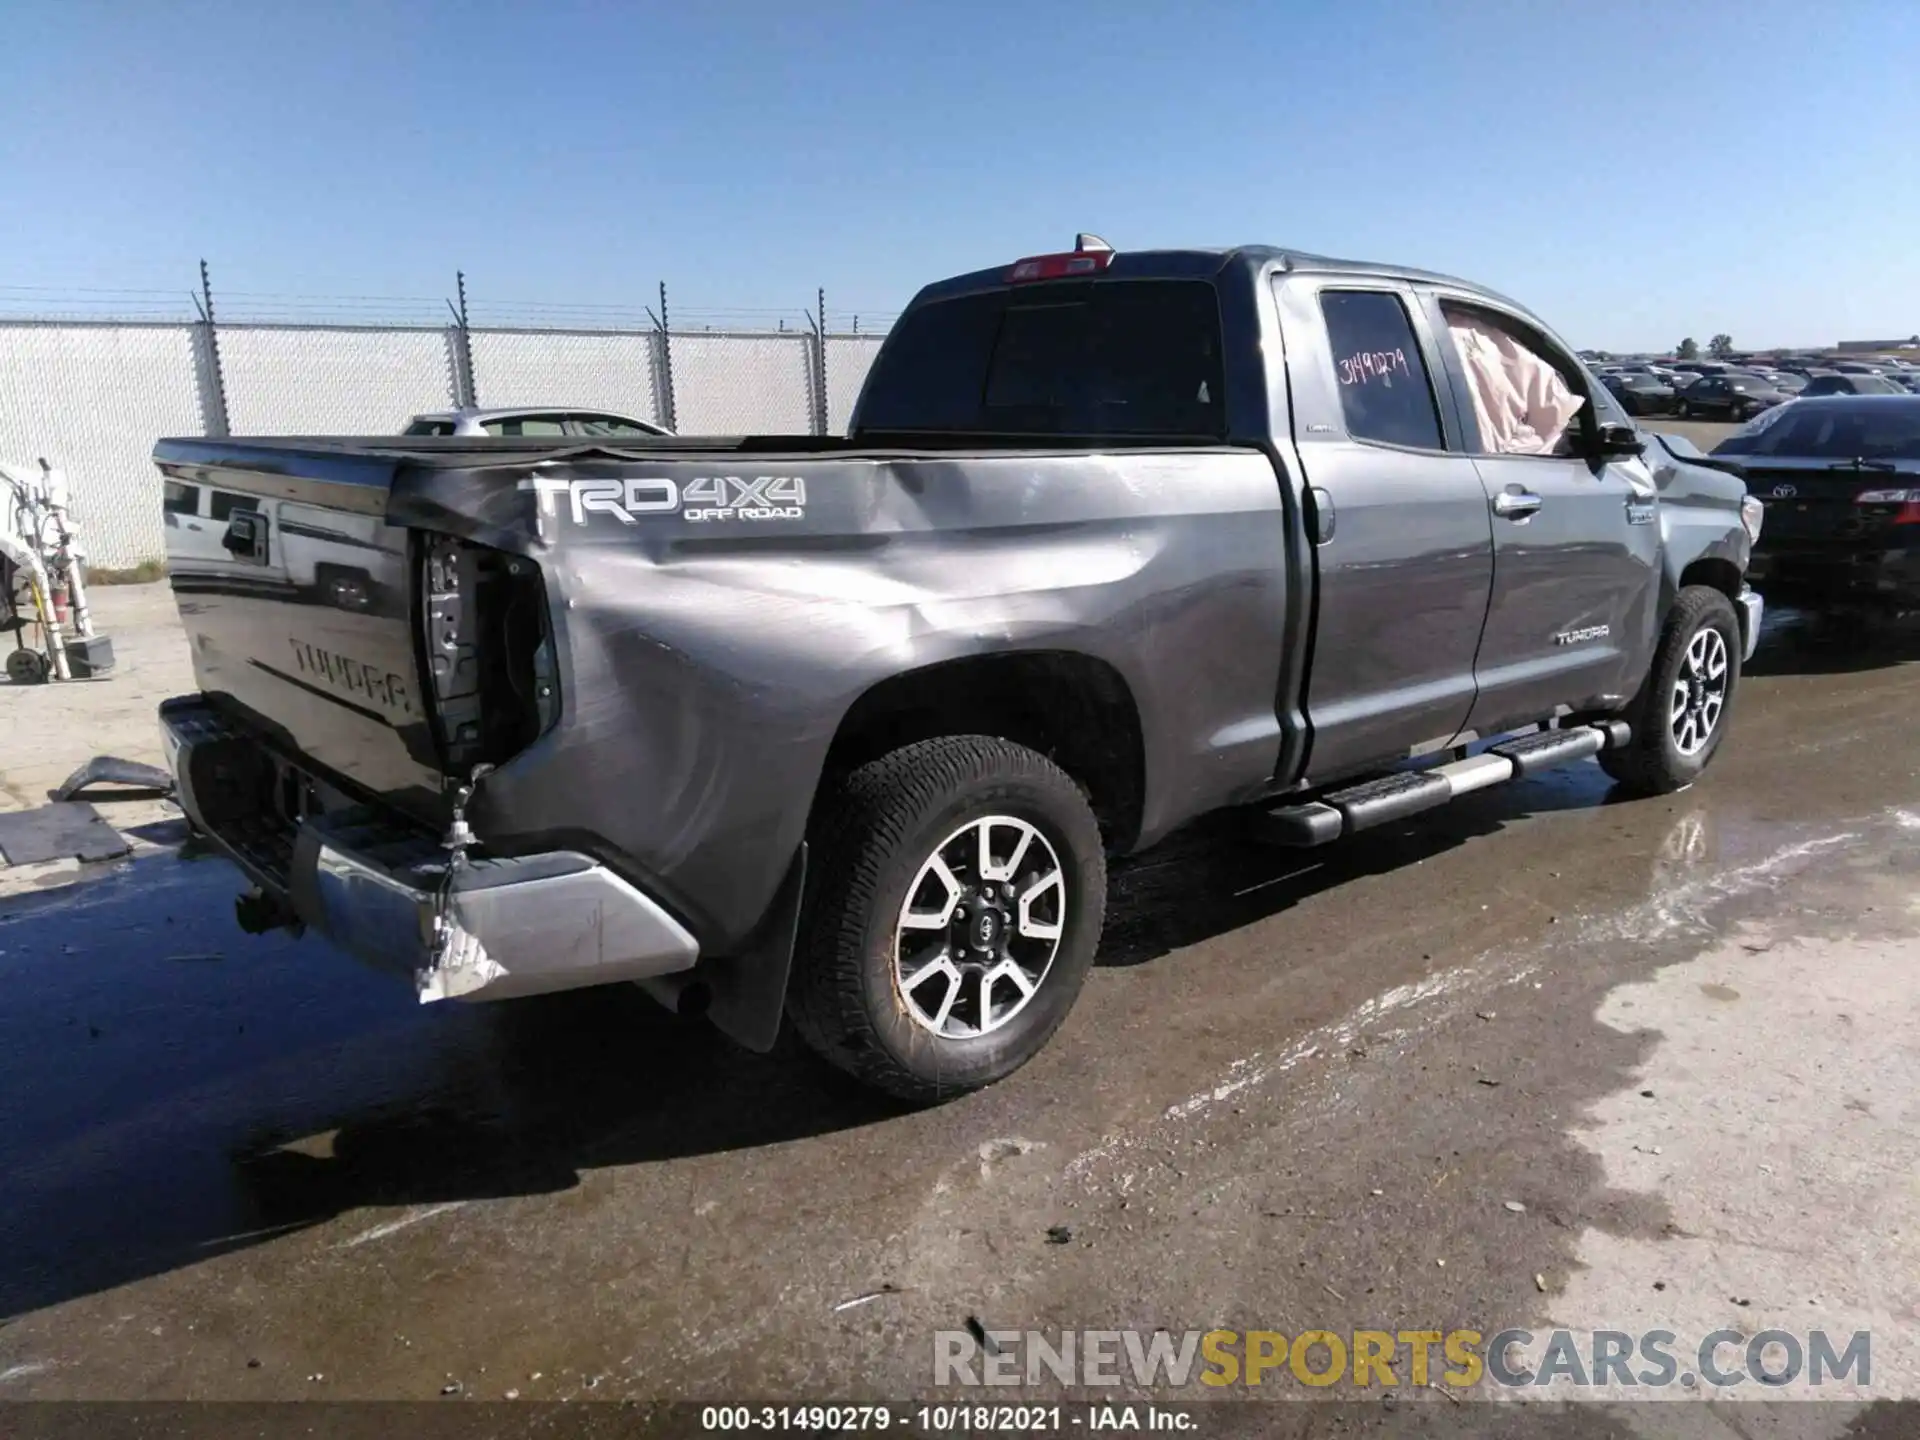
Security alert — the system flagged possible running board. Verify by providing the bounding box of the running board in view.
[1253,721,1631,848]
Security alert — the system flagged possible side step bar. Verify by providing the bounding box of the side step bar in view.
[1254,721,1632,848]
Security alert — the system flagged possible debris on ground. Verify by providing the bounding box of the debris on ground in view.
[1504,1200,1527,1213]
[0,802,128,866]
[49,755,175,803]
[1045,1224,1073,1245]
[832,1284,902,1313]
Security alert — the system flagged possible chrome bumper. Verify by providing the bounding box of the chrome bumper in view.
[160,697,699,1003]
[1736,584,1764,663]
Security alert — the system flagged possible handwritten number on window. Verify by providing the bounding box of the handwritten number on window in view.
[1336,348,1412,388]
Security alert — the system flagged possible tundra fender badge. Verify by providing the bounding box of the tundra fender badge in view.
[1553,624,1611,647]
[1625,499,1656,525]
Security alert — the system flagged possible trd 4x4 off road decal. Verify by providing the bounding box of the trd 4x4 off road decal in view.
[521,474,807,525]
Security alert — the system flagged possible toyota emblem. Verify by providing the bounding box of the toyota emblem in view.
[1771,484,1797,499]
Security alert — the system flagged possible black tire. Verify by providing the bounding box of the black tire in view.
[1599,586,1743,795]
[1676,400,1691,419]
[787,735,1107,1102]
[5,648,51,685]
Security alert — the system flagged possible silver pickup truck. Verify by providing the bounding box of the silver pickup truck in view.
[154,237,1763,1100]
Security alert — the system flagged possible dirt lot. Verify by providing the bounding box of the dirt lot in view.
[7,470,1920,1436]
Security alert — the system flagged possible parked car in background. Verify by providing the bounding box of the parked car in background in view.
[1603,372,1679,415]
[1801,374,1906,397]
[1713,396,1920,608]
[1675,373,1795,421]
[403,406,670,437]
[1831,362,1885,376]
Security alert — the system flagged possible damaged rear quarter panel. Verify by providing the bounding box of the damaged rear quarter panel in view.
[408,447,1292,952]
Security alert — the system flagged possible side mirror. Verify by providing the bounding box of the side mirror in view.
[221,510,269,564]
[1594,421,1646,459]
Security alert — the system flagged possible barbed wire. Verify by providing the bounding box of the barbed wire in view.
[0,277,899,334]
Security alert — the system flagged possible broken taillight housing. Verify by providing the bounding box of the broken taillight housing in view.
[419,536,559,772]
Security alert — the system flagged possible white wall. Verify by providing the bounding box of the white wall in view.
[0,321,885,566]
[220,326,459,435]
[669,332,815,435]
[471,330,660,422]
[0,324,207,569]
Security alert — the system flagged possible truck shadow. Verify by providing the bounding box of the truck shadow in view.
[1100,759,1620,967]
[1742,603,1920,677]
[0,761,1623,1318]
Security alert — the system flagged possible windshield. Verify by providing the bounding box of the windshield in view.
[854,279,1227,438]
[1713,401,1920,460]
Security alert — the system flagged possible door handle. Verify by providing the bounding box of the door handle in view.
[1492,488,1543,521]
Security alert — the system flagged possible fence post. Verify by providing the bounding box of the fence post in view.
[191,258,231,437]
[446,270,478,407]
[809,287,829,436]
[650,282,678,432]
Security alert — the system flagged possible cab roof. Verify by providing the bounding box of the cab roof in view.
[909,244,1526,313]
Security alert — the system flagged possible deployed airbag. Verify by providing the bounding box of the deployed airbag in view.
[1448,315,1586,456]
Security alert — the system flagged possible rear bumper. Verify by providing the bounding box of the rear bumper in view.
[1736,584,1764,663]
[160,696,699,1002]
[1747,545,1920,605]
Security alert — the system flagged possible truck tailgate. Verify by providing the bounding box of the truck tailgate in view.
[155,440,444,819]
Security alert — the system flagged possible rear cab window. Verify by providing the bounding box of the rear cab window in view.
[854,279,1226,438]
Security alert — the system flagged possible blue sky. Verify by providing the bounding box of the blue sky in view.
[3,0,1915,349]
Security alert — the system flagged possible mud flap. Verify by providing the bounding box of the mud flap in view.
[701,844,807,1053]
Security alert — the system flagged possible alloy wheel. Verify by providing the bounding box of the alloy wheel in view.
[1669,626,1729,757]
[893,815,1066,1039]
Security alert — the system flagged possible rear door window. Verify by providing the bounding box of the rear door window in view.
[483,415,569,436]
[855,280,1226,438]
[208,490,259,522]
[567,414,658,437]
[1318,290,1445,450]
[162,481,201,516]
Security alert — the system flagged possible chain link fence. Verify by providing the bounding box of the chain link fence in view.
[0,275,895,568]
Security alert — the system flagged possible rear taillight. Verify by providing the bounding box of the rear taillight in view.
[1008,233,1116,283]
[1854,488,1920,525]
[419,537,559,772]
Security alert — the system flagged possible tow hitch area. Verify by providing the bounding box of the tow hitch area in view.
[1254,721,1632,847]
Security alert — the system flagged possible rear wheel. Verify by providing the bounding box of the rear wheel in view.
[787,735,1106,1102]
[1599,586,1742,795]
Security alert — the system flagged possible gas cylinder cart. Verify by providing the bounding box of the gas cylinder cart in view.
[2,457,114,685]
